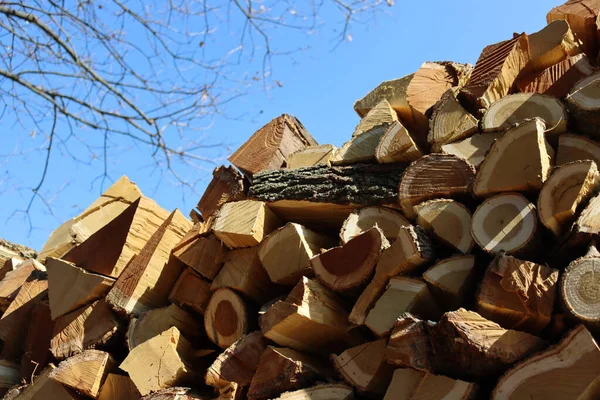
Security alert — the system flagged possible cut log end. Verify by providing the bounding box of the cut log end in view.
[204,288,249,349]
[415,199,474,254]
[339,206,410,244]
[561,252,600,327]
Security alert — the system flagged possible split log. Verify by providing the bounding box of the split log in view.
[384,369,478,400]
[460,34,530,109]
[339,206,410,244]
[127,304,202,350]
[247,346,330,400]
[261,201,356,231]
[441,132,501,168]
[547,0,600,60]
[197,166,246,219]
[333,125,387,164]
[204,288,249,349]
[331,339,394,396]
[481,93,567,137]
[140,388,205,400]
[49,350,115,398]
[578,376,600,400]
[538,160,600,236]
[212,247,276,304]
[21,301,53,381]
[375,120,423,163]
[0,238,35,266]
[46,257,114,320]
[430,308,547,380]
[365,277,440,337]
[287,145,338,168]
[0,259,45,312]
[98,374,140,400]
[398,154,476,219]
[228,114,317,176]
[528,19,582,72]
[205,331,266,389]
[354,74,414,118]
[474,118,554,196]
[471,192,538,255]
[476,254,559,334]
[259,223,335,286]
[0,257,20,283]
[556,133,600,166]
[414,199,474,254]
[260,277,360,354]
[39,176,142,262]
[428,88,479,152]
[312,227,387,294]
[5,365,82,400]
[214,200,283,249]
[0,270,48,361]
[492,325,600,399]
[249,163,407,207]
[566,71,600,139]
[423,255,476,311]
[350,225,434,325]
[172,222,227,280]
[385,313,432,370]
[272,383,354,400]
[518,53,594,98]
[352,99,398,138]
[50,299,121,360]
[169,267,212,315]
[561,245,600,330]
[120,327,200,396]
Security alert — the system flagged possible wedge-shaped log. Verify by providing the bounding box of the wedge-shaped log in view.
[51,300,121,360]
[331,339,394,396]
[561,245,600,330]
[248,346,330,400]
[471,193,538,255]
[354,74,415,119]
[334,126,387,165]
[21,301,53,381]
[106,210,191,317]
[423,255,476,311]
[385,313,432,371]
[272,383,354,400]
[46,257,114,320]
[350,226,434,325]
[528,19,583,72]
[398,154,476,219]
[212,247,276,304]
[519,53,594,98]
[0,238,35,267]
[287,144,338,168]
[538,160,600,236]
[228,114,317,176]
[204,288,249,349]
[474,118,554,196]
[492,325,600,399]
[428,88,478,152]
[384,369,478,400]
[547,0,600,59]
[460,34,529,109]
[376,120,423,163]
[127,304,202,350]
[0,269,48,361]
[120,326,201,396]
[214,200,282,249]
[6,365,82,400]
[50,350,115,398]
[0,257,21,283]
[365,277,440,337]
[139,388,206,400]
[312,227,387,294]
[477,255,559,335]
[482,94,567,137]
[168,267,212,315]
[340,206,410,244]
[197,166,246,219]
[0,259,45,313]
[259,223,335,286]
[557,134,600,166]
[430,309,547,380]
[98,374,140,400]
[441,132,501,168]
[352,99,398,138]
[414,199,474,254]
[205,331,266,389]
[172,222,227,280]
[260,277,360,354]
[567,71,600,138]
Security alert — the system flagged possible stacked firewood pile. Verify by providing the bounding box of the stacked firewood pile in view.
[5,0,600,399]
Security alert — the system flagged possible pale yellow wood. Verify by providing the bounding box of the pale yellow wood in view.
[352,99,398,137]
[0,259,45,312]
[172,223,228,280]
[376,120,423,163]
[414,199,474,254]
[340,206,410,244]
[50,350,115,398]
[441,132,501,168]
[214,200,283,249]
[547,0,600,59]
[428,88,478,152]
[557,134,600,166]
[97,374,140,400]
[334,126,387,164]
[383,369,426,400]
[273,383,354,400]
[204,288,249,349]
[266,200,356,229]
[411,372,478,400]
[529,19,583,72]
[287,144,338,168]
[46,257,114,320]
[8,365,81,399]
[423,255,476,311]
[168,267,212,315]
[354,74,414,121]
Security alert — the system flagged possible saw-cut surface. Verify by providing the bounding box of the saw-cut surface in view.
[384,368,478,400]
[351,99,398,138]
[340,206,410,244]
[50,350,115,398]
[528,19,583,72]
[334,126,387,164]
[376,120,423,163]
[272,383,354,400]
[204,288,249,349]
[547,0,600,59]
[428,88,479,152]
[566,71,600,138]
[441,132,502,168]
[423,255,476,311]
[197,165,246,219]
[287,144,338,168]
[561,247,600,328]
[557,134,600,166]
[414,199,474,254]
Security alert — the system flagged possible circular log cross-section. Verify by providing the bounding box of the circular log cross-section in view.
[204,288,248,349]
[340,206,410,244]
[566,71,600,139]
[561,247,600,328]
[471,193,537,255]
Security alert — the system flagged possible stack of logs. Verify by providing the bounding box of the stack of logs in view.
[5,0,600,399]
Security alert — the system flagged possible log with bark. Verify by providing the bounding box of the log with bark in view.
[414,199,474,254]
[556,133,600,166]
[385,313,433,371]
[428,88,479,152]
[547,0,600,60]
[376,120,423,163]
[561,245,600,330]
[566,71,600,139]
[339,206,410,244]
[197,166,246,220]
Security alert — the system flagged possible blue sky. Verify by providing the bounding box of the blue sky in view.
[1,0,561,250]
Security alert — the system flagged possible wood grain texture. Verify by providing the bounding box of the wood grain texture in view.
[49,350,115,398]
[428,88,479,152]
[547,0,600,60]
[197,165,246,219]
[168,267,212,315]
[20,300,54,381]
